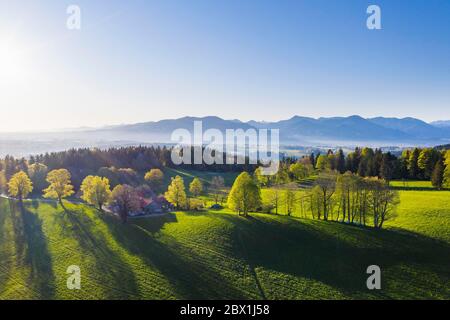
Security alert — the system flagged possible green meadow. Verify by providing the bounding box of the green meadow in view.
[0,178,449,300]
[163,167,240,187]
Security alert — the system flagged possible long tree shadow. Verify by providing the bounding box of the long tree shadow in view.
[218,213,450,299]
[54,207,141,299]
[8,200,55,299]
[182,210,450,298]
[101,213,255,299]
[95,208,450,299]
[0,199,14,294]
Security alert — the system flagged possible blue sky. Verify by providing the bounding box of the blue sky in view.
[0,0,449,131]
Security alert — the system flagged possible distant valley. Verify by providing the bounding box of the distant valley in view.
[1,115,450,157]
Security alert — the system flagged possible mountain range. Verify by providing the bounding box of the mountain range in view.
[90,115,450,146]
[2,116,450,157]
[430,120,450,128]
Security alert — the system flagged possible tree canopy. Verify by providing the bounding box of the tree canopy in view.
[189,177,203,197]
[81,176,112,211]
[165,175,187,209]
[144,168,164,189]
[227,172,261,217]
[8,171,33,202]
[443,150,450,187]
[43,169,75,208]
[111,185,141,223]
[209,176,225,205]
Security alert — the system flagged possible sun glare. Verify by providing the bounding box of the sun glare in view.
[0,39,28,83]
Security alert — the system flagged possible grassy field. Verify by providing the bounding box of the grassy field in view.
[390,180,435,189]
[385,190,450,243]
[0,183,449,300]
[390,180,449,191]
[163,168,240,187]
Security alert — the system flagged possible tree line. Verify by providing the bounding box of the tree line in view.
[235,169,400,229]
[258,147,450,190]
[226,147,450,229]
[308,171,399,228]
[1,145,449,230]
[0,146,255,191]
[1,161,226,224]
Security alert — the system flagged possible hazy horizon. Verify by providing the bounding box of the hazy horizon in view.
[0,113,447,134]
[1,0,450,132]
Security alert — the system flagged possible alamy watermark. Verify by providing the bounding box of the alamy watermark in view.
[66,265,81,290]
[170,121,280,175]
[366,265,381,290]
[64,4,380,31]
[67,5,81,30]
[367,5,381,30]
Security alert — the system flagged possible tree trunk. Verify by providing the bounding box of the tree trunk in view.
[120,210,128,223]
[59,196,67,211]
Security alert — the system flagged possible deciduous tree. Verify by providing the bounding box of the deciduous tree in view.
[443,150,450,188]
[81,176,112,211]
[336,172,359,223]
[367,178,399,229]
[0,171,6,194]
[8,171,33,203]
[265,189,281,214]
[111,185,141,223]
[165,175,187,209]
[189,177,203,197]
[289,163,310,181]
[254,167,275,187]
[209,176,225,205]
[316,155,330,171]
[311,171,337,220]
[43,169,75,210]
[228,172,261,217]
[144,168,164,190]
[284,189,296,216]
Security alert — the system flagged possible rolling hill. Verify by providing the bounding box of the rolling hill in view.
[0,186,449,300]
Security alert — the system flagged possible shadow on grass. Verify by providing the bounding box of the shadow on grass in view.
[0,199,14,293]
[54,207,141,299]
[237,214,449,298]
[127,213,178,234]
[101,213,254,299]
[180,210,450,299]
[8,200,55,299]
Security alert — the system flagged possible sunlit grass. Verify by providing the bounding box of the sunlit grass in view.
[0,186,448,300]
[385,190,450,242]
[163,168,239,187]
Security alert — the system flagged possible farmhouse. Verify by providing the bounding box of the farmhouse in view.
[143,196,173,215]
[110,195,173,218]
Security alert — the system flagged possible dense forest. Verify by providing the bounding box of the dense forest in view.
[0,145,448,191]
[0,146,256,190]
[262,146,448,190]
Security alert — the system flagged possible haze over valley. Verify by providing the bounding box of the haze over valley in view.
[2,115,450,157]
